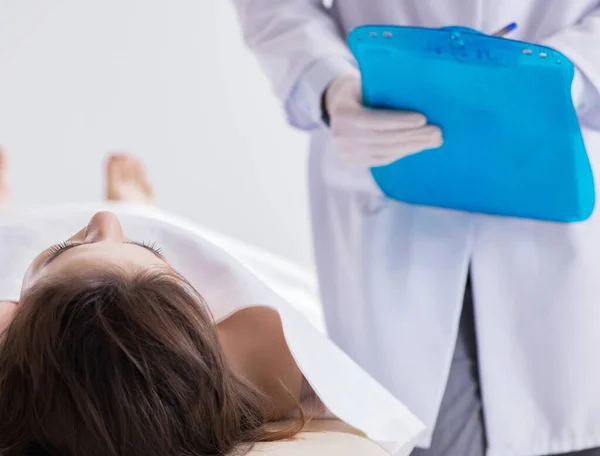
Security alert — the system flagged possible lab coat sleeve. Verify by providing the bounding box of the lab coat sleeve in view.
[543,7,600,128]
[231,1,357,130]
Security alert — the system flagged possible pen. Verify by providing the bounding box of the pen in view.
[492,22,518,37]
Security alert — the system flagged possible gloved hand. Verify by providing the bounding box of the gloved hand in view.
[324,72,443,167]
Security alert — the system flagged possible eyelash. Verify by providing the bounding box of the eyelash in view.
[134,241,164,257]
[46,240,164,260]
[46,241,73,257]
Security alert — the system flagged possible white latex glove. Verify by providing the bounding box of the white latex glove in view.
[325,73,443,167]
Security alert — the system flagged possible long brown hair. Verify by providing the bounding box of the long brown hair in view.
[0,268,302,456]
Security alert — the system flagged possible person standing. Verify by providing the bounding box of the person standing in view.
[231,2,600,455]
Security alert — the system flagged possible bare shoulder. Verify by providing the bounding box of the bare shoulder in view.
[217,306,295,374]
[217,306,304,417]
[249,420,388,456]
[217,306,281,333]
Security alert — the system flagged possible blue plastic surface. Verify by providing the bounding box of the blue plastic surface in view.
[348,25,595,222]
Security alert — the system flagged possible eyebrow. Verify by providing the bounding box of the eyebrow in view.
[43,241,164,267]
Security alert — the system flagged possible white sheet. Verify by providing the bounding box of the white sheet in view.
[0,203,424,455]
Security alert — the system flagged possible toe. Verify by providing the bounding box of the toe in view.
[127,156,138,179]
[0,147,7,170]
[132,158,146,181]
[0,147,10,208]
[0,147,9,181]
[106,153,121,175]
[129,156,153,197]
[104,151,153,203]
[107,152,129,178]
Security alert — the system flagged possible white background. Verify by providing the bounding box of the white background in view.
[0,0,314,269]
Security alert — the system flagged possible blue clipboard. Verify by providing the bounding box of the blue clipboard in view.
[348,25,595,223]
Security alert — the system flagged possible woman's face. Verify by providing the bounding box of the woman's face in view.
[21,211,168,296]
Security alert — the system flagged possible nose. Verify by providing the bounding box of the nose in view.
[83,211,125,242]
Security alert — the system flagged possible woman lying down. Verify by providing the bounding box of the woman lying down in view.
[0,150,423,456]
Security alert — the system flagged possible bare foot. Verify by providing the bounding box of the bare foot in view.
[105,153,153,203]
[0,148,10,210]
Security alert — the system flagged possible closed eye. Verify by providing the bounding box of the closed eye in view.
[125,241,164,258]
[45,241,84,264]
[43,240,164,266]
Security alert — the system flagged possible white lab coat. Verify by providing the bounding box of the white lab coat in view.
[232,1,600,455]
